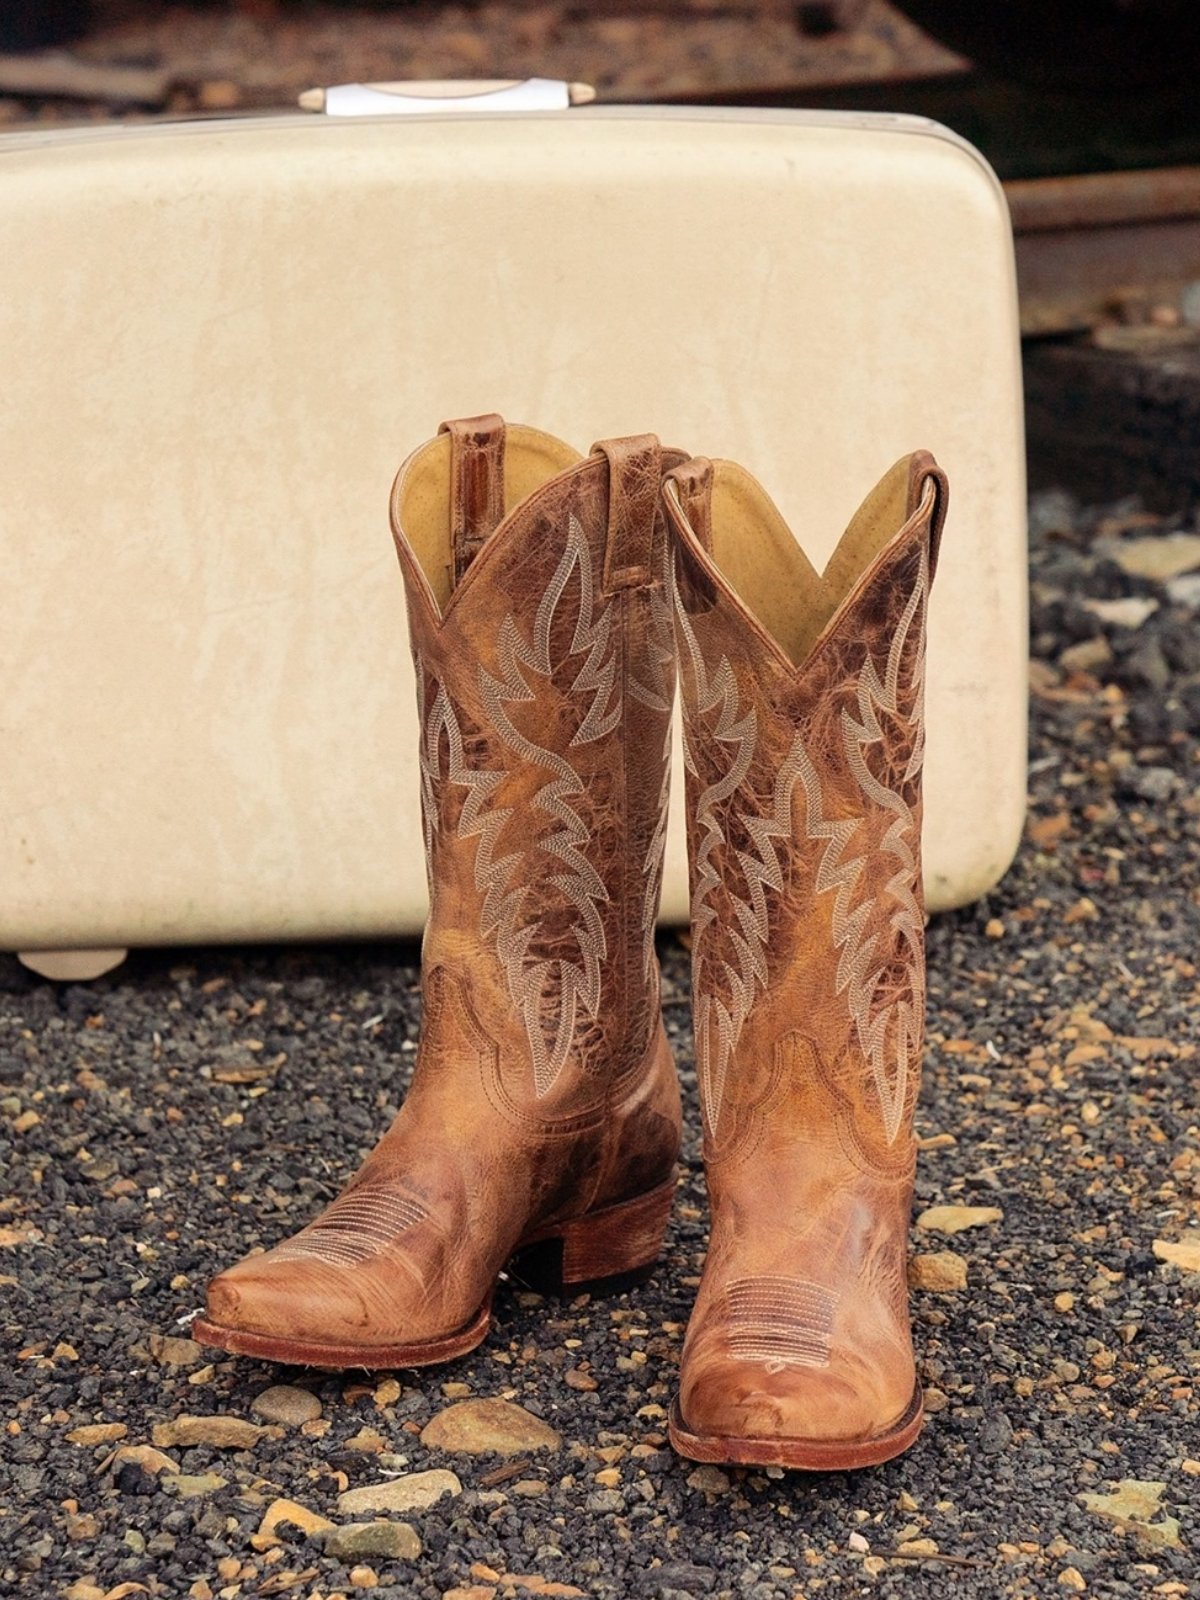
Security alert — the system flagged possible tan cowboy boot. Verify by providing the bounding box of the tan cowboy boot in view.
[661,448,947,1469]
[193,416,683,1368]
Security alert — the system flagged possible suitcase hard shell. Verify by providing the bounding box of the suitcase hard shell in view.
[0,106,1026,973]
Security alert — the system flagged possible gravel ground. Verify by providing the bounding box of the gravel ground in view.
[2,490,1199,1600]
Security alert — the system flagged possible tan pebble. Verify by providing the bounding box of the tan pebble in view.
[896,1490,918,1512]
[164,1471,229,1498]
[189,1581,214,1600]
[12,1110,40,1132]
[1055,1293,1076,1313]
[1058,1568,1087,1592]
[863,1556,888,1576]
[250,1385,322,1427]
[217,1558,240,1581]
[916,1205,1003,1235]
[917,1132,956,1150]
[594,1467,621,1488]
[148,1333,204,1368]
[908,1251,968,1291]
[66,1422,128,1446]
[1065,1044,1106,1067]
[511,1479,548,1496]
[257,1497,335,1539]
[686,1465,730,1495]
[345,1426,388,1454]
[106,1443,179,1477]
[923,1388,949,1413]
[349,1568,378,1590]
[1181,1459,1200,1475]
[470,1564,501,1582]
[338,1469,462,1516]
[443,1588,497,1600]
[896,1539,939,1557]
[1063,897,1100,925]
[420,1398,560,1456]
[984,919,1005,939]
[152,1415,269,1450]
[373,1377,401,1407]
[1153,1239,1200,1273]
[1013,1377,1035,1397]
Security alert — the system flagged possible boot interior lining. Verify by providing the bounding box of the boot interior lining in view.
[708,456,913,667]
[399,425,583,611]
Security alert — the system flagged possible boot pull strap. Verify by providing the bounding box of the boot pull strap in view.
[664,458,714,555]
[439,413,506,587]
[906,450,949,586]
[590,434,662,593]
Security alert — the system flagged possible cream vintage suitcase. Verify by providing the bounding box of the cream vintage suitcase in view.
[0,99,1025,977]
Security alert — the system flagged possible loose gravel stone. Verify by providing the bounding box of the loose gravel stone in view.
[250,1384,322,1427]
[151,1414,271,1449]
[915,1205,1004,1234]
[419,1399,561,1456]
[65,1422,127,1446]
[320,1521,422,1561]
[908,1250,969,1290]
[147,1333,205,1368]
[338,1469,462,1514]
[254,1497,334,1542]
[162,1471,229,1498]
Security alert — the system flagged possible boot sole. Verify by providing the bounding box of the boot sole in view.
[190,1171,676,1371]
[667,1382,924,1472]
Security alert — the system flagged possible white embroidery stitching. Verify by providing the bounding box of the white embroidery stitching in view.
[726,1276,838,1370]
[674,543,928,1145]
[672,556,777,1135]
[801,544,928,1144]
[419,516,618,1099]
[274,1192,428,1267]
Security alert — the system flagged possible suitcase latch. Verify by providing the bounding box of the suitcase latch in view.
[299,79,595,116]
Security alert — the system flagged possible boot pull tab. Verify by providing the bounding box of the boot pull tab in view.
[905,450,949,587]
[664,458,714,555]
[439,414,507,588]
[590,433,662,593]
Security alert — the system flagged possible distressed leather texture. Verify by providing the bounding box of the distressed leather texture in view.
[202,419,684,1359]
[663,450,947,1456]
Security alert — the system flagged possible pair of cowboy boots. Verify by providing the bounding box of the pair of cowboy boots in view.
[193,415,947,1472]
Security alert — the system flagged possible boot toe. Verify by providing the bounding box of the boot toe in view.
[679,1349,915,1450]
[204,1251,380,1347]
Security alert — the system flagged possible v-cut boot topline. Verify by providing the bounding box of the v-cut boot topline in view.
[662,449,948,1470]
[194,416,684,1368]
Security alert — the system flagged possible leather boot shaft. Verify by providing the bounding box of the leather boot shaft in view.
[195,419,684,1368]
[395,421,682,1110]
[664,449,948,1468]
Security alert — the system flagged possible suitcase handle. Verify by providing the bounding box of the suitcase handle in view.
[299,79,595,117]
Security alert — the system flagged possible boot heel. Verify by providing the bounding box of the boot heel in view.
[509,1173,677,1297]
